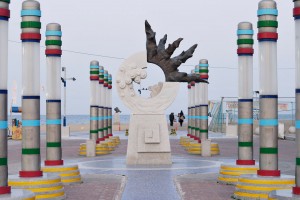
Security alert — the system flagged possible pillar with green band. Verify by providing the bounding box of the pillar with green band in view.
[236,22,255,166]
[187,83,192,137]
[103,70,109,139]
[199,59,209,141]
[257,0,280,177]
[194,65,200,142]
[190,69,196,139]
[90,61,99,141]
[294,0,300,194]
[20,0,43,178]
[0,0,10,194]
[107,74,113,137]
[97,66,105,142]
[45,23,63,166]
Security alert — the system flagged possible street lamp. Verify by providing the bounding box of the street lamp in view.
[61,67,76,128]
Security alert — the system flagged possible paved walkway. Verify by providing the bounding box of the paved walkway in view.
[6,131,298,200]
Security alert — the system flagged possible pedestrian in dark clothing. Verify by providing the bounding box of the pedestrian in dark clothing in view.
[169,112,175,126]
[179,110,185,127]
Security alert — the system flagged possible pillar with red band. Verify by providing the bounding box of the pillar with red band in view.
[294,0,300,195]
[107,74,113,137]
[90,61,99,142]
[97,66,105,142]
[257,0,280,177]
[187,84,191,137]
[198,60,209,142]
[103,70,109,139]
[236,22,255,166]
[20,0,43,178]
[0,0,10,194]
[45,23,63,167]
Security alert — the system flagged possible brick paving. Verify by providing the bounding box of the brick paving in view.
[6,132,298,200]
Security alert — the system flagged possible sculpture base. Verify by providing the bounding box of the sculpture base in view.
[126,114,171,165]
[0,189,35,200]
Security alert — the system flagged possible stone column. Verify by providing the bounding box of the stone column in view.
[90,61,99,141]
[20,0,43,178]
[199,60,209,141]
[45,23,63,166]
[236,22,255,166]
[0,0,10,194]
[257,0,280,177]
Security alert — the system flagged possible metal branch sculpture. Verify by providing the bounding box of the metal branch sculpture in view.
[145,20,206,83]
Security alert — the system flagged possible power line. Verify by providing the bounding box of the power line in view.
[8,40,296,70]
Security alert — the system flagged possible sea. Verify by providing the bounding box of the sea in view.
[9,113,296,125]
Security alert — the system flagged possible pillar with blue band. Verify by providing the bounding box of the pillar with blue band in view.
[187,84,192,137]
[294,0,300,195]
[44,23,64,166]
[190,71,196,139]
[90,61,99,142]
[97,66,105,142]
[20,0,43,178]
[257,0,280,177]
[194,66,201,142]
[199,59,209,141]
[103,70,109,139]
[236,22,255,166]
[108,74,113,137]
[0,0,10,194]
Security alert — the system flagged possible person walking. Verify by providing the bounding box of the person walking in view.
[169,112,174,126]
[179,110,185,127]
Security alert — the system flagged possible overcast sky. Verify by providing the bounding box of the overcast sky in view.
[6,0,294,115]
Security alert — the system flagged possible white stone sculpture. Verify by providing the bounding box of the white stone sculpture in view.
[116,51,179,165]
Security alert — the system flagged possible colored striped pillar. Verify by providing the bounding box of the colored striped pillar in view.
[199,59,209,141]
[194,65,201,142]
[108,74,113,137]
[294,0,300,195]
[103,70,109,139]
[90,61,99,141]
[236,22,255,166]
[0,0,10,195]
[187,83,192,137]
[45,23,63,166]
[190,80,196,139]
[20,0,43,177]
[257,0,280,177]
[97,66,105,142]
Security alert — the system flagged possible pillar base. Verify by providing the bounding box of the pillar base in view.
[0,186,11,195]
[42,165,82,185]
[8,174,66,200]
[78,143,111,156]
[45,160,64,166]
[218,164,258,185]
[0,189,35,200]
[257,169,281,177]
[19,171,43,178]
[108,134,113,137]
[294,187,300,195]
[233,174,294,200]
[236,160,255,165]
[268,189,300,200]
[186,142,220,156]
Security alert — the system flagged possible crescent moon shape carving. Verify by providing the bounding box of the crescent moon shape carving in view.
[116,51,180,114]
